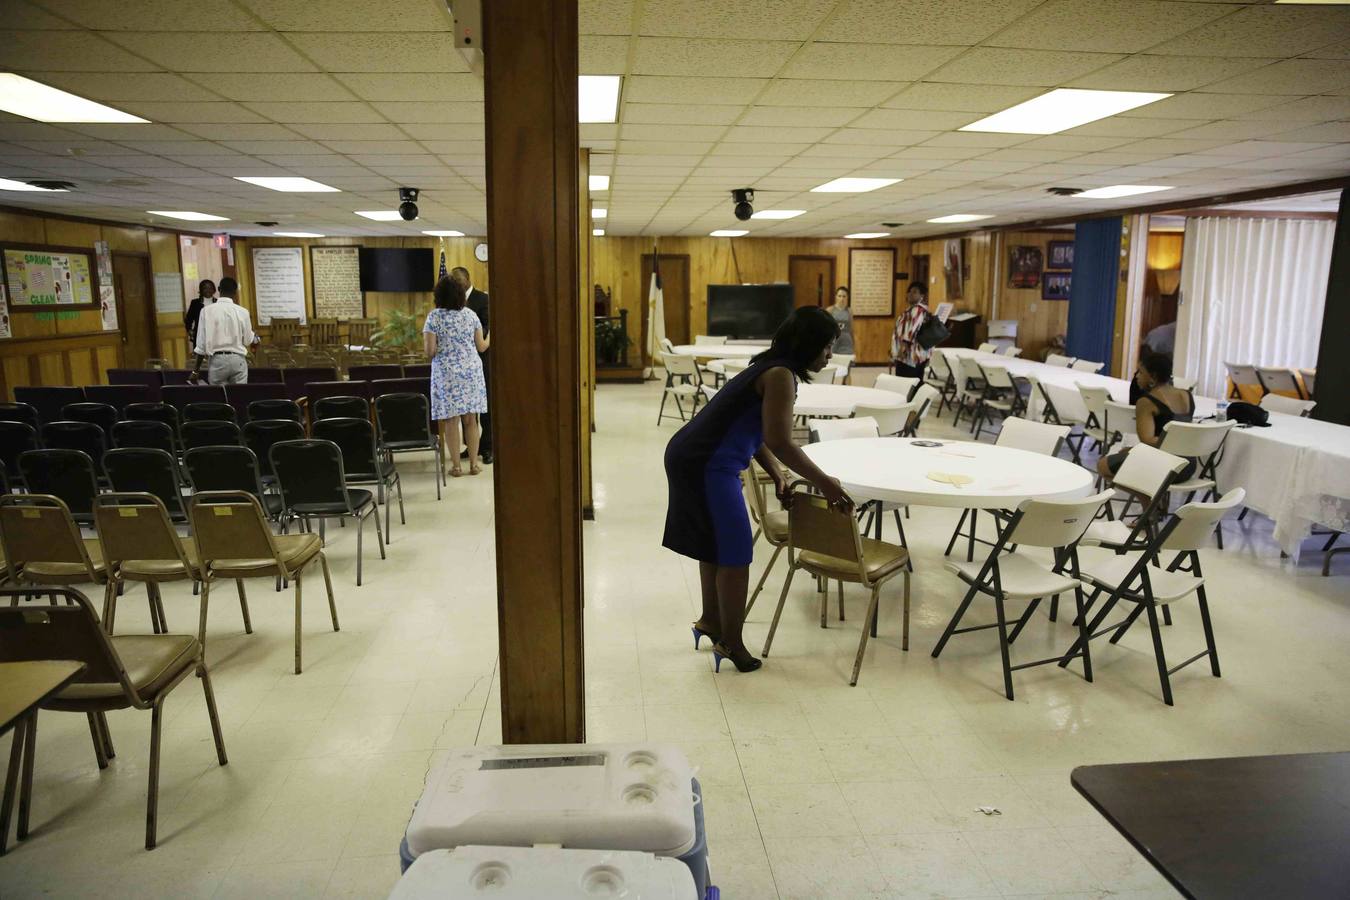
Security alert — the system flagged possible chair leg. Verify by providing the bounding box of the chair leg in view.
[819,577,828,628]
[236,579,253,634]
[395,474,406,525]
[18,709,37,840]
[1196,587,1221,677]
[1,718,25,855]
[372,504,386,559]
[199,664,229,766]
[434,445,443,499]
[197,578,212,651]
[761,565,798,656]
[356,514,364,586]
[902,572,911,652]
[837,581,845,622]
[992,593,1015,701]
[851,586,882,686]
[745,544,782,616]
[656,390,669,425]
[151,582,168,634]
[1073,587,1093,682]
[944,509,968,557]
[1143,601,1173,705]
[294,572,304,674]
[933,581,982,658]
[320,555,339,632]
[86,713,109,770]
[145,700,164,850]
[101,578,115,632]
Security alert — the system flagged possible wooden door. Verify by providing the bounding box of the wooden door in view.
[641,254,690,346]
[113,253,156,368]
[789,255,836,308]
[911,254,930,288]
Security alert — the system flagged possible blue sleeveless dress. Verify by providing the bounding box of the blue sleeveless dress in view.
[662,355,794,566]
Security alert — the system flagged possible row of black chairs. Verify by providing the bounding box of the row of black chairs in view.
[111,363,430,391]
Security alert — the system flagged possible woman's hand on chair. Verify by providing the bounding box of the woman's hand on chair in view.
[819,477,853,511]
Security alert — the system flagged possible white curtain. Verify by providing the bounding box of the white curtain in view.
[1175,216,1334,399]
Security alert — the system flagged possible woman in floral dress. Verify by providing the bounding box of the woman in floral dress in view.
[423,276,490,476]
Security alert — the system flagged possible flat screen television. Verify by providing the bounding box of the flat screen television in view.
[706,284,794,340]
[359,248,436,292]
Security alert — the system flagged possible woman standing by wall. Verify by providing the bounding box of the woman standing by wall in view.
[890,281,932,378]
[424,276,490,477]
[827,286,854,355]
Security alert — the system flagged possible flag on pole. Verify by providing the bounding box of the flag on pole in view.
[438,245,448,280]
[644,246,666,379]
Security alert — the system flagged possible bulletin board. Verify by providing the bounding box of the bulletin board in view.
[252,246,307,325]
[310,245,364,318]
[848,247,896,317]
[1,244,100,311]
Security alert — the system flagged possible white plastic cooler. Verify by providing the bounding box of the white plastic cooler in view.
[390,846,698,900]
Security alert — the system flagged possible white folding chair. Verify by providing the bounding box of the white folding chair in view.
[1260,394,1315,417]
[910,384,941,430]
[1071,359,1104,373]
[1082,443,1189,551]
[808,416,878,443]
[853,402,916,438]
[1173,375,1197,392]
[1224,362,1261,399]
[977,342,998,353]
[933,490,1115,700]
[874,373,919,399]
[694,335,727,346]
[1299,368,1316,397]
[1103,400,1137,454]
[1158,420,1236,547]
[659,337,677,355]
[1255,367,1302,398]
[972,363,1021,440]
[1062,489,1246,705]
[999,346,1023,357]
[832,354,854,383]
[1026,375,1086,464]
[923,350,956,415]
[951,356,987,430]
[656,353,706,425]
[815,365,841,386]
[722,358,752,378]
[1045,353,1076,368]
[1076,385,1111,453]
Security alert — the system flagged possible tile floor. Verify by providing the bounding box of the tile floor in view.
[2,370,1347,899]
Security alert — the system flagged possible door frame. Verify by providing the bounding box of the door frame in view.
[640,252,691,360]
[788,254,837,307]
[111,250,156,369]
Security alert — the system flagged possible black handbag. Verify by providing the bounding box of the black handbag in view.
[915,310,950,350]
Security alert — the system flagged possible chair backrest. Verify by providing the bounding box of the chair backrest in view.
[996,417,1069,456]
[1071,359,1103,373]
[1103,401,1136,446]
[694,335,727,346]
[309,317,341,346]
[977,342,997,353]
[1260,393,1315,417]
[246,367,285,384]
[980,363,1015,389]
[873,374,918,399]
[106,368,164,399]
[374,393,433,446]
[0,421,39,478]
[248,398,304,423]
[110,419,176,453]
[271,439,352,511]
[282,366,338,401]
[124,402,180,438]
[1159,420,1235,461]
[659,337,676,354]
[243,418,306,477]
[1162,488,1246,551]
[349,364,403,382]
[18,449,99,518]
[0,493,98,572]
[722,359,752,377]
[61,402,119,439]
[1255,367,1300,396]
[83,384,153,411]
[402,363,431,379]
[94,492,191,569]
[787,488,862,567]
[956,356,986,390]
[809,416,879,442]
[816,365,841,385]
[1045,353,1074,368]
[371,377,429,405]
[0,589,136,696]
[181,419,243,450]
[103,447,187,519]
[159,368,195,386]
[348,317,378,346]
[161,384,227,413]
[1111,443,1188,499]
[999,346,1022,357]
[0,403,40,428]
[184,445,268,499]
[312,417,380,479]
[189,491,285,565]
[1299,369,1315,396]
[912,384,941,422]
[307,379,371,408]
[314,395,370,422]
[927,349,952,378]
[853,403,916,438]
[1224,362,1260,388]
[1077,385,1109,428]
[1005,490,1114,549]
[14,387,86,425]
[1173,376,1197,392]
[41,421,108,473]
[224,382,287,421]
[665,353,700,378]
[183,401,237,423]
[269,317,301,347]
[832,353,854,373]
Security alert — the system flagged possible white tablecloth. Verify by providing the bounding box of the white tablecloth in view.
[795,385,905,418]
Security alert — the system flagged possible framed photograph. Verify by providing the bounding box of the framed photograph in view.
[1008,245,1043,289]
[1042,271,1071,301]
[1047,240,1074,270]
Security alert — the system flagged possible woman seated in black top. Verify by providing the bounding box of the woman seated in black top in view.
[1098,352,1196,480]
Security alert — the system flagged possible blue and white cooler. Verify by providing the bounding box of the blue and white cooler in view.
[390,846,697,899]
[399,744,712,898]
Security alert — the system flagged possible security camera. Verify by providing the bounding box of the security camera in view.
[731,188,754,221]
[398,186,420,221]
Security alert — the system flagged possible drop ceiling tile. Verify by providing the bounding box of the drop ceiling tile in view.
[1111,138,1234,155]
[1068,55,1279,92]
[186,73,357,102]
[1165,120,1293,142]
[286,33,468,73]
[921,131,1031,149]
[61,123,199,141]
[0,30,157,71]
[757,80,906,108]
[623,104,745,126]
[8,139,140,156]
[824,129,939,147]
[1269,123,1350,143]
[817,0,1042,45]
[925,47,1124,86]
[850,109,978,131]
[581,0,634,36]
[402,123,484,141]
[786,151,878,166]
[290,124,410,141]
[1065,117,1208,138]
[633,37,797,78]
[1120,93,1286,121]
[106,32,315,72]
[621,123,726,142]
[739,106,860,128]
[580,125,620,142]
[256,155,365,168]
[978,148,1081,163]
[5,1,80,29]
[883,82,1040,114]
[710,142,809,157]
[782,44,962,81]
[319,140,427,156]
[618,140,714,155]
[238,102,385,125]
[615,155,704,167]
[113,140,224,156]
[114,102,265,124]
[625,76,768,105]
[1236,96,1350,122]
[35,73,225,105]
[1148,6,1350,58]
[371,102,483,124]
[333,74,482,103]
[889,146,989,160]
[989,0,1233,54]
[637,0,834,40]
[1197,59,1350,96]
[1307,38,1350,61]
[580,35,630,73]
[176,123,300,141]
[722,125,836,143]
[237,0,449,32]
[219,140,336,155]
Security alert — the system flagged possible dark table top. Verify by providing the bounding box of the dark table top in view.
[1072,752,1350,900]
[0,661,85,737]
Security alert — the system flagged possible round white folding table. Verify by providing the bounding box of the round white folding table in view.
[669,344,759,359]
[795,384,906,417]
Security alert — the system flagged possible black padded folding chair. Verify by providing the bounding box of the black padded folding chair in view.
[374,392,443,499]
[271,439,385,585]
[313,417,404,534]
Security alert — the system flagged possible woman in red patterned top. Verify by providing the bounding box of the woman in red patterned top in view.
[890,281,932,378]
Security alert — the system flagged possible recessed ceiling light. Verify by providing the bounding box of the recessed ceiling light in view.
[593,228,605,236]
[422,229,465,237]
[147,210,228,222]
[355,210,403,221]
[927,214,994,224]
[234,176,340,193]
[0,177,66,192]
[273,231,325,237]
[751,209,805,220]
[1072,185,1173,199]
[579,75,622,124]
[0,74,148,123]
[844,232,890,239]
[710,229,748,237]
[961,88,1170,135]
[811,177,901,193]
[589,175,610,192]
[592,208,607,218]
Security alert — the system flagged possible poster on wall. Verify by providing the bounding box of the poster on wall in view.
[1047,240,1074,270]
[2,246,97,308]
[99,284,117,331]
[252,246,306,325]
[1042,271,1071,301]
[0,284,10,339]
[848,247,896,317]
[1008,245,1043,289]
[943,239,964,300]
[153,272,185,315]
[310,245,364,318]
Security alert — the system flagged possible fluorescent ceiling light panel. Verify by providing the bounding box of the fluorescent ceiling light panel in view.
[961,88,1170,135]
[1072,184,1173,199]
[710,229,748,237]
[579,75,621,124]
[844,232,889,239]
[589,175,610,191]
[235,176,340,192]
[355,210,403,221]
[593,228,605,236]
[592,208,607,218]
[0,74,148,123]
[274,231,325,237]
[0,177,66,192]
[147,210,228,221]
[751,209,805,220]
[927,214,993,224]
[811,177,900,193]
[422,229,465,237]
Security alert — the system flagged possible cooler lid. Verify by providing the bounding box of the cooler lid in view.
[390,846,699,900]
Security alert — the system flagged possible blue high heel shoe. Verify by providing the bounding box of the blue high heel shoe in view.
[691,624,716,650]
[712,643,763,674]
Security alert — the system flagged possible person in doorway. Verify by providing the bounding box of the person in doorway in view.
[184,279,215,349]
[890,281,932,379]
[827,286,854,355]
[449,266,492,464]
[662,306,853,675]
[191,277,257,385]
[1143,319,1176,356]
[425,276,490,477]
[1099,352,1196,481]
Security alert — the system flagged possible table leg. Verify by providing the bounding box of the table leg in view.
[1,717,27,855]
[17,710,37,840]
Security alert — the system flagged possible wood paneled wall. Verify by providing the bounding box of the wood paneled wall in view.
[0,208,195,400]
[992,229,1076,362]
[591,235,913,365]
[908,235,995,320]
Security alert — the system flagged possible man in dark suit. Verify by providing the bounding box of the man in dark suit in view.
[184,279,216,349]
[451,266,492,463]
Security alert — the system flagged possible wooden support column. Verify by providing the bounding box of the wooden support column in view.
[579,148,595,520]
[483,0,585,743]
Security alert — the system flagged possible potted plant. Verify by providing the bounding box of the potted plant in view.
[595,316,631,366]
[370,309,421,352]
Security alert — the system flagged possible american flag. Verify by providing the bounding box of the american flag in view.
[438,247,448,279]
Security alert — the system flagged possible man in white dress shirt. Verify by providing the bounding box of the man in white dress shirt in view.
[191,276,258,384]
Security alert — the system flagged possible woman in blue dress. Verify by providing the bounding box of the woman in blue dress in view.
[663,307,853,674]
[423,276,490,476]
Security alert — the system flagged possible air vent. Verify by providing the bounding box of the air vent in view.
[1047,186,1083,196]
[881,222,905,227]
[29,179,75,191]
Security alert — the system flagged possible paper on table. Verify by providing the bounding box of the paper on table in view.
[927,471,973,487]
